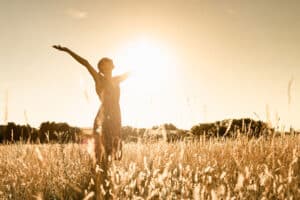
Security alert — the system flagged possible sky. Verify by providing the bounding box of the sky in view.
[0,0,299,130]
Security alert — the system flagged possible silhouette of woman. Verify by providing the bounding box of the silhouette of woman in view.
[53,45,129,162]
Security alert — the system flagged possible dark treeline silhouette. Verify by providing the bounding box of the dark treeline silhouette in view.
[0,122,81,144]
[191,118,272,138]
[0,123,39,143]
[39,122,81,143]
[0,118,294,144]
[121,119,286,143]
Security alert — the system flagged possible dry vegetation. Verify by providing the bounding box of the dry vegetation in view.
[0,134,299,199]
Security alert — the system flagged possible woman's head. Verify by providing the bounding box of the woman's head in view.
[98,57,114,75]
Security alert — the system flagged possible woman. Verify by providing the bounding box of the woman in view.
[53,45,128,162]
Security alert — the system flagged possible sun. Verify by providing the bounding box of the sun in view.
[113,37,178,91]
[111,37,180,127]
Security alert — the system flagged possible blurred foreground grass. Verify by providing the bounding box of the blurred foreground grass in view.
[0,135,299,199]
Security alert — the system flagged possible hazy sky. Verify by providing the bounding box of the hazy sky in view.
[1,0,299,129]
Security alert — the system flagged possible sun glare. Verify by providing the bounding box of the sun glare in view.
[114,38,177,91]
[112,37,180,127]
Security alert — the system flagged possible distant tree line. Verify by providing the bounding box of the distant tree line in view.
[0,118,293,144]
[121,123,187,143]
[0,122,81,144]
[120,119,284,143]
[190,118,272,138]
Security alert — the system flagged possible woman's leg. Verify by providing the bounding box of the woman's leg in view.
[93,108,105,164]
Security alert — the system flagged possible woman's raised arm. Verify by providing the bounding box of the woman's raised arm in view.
[52,45,99,82]
[113,72,130,84]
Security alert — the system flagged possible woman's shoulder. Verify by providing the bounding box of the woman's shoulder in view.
[94,73,104,83]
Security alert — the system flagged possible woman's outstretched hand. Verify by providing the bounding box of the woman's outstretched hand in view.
[52,45,69,52]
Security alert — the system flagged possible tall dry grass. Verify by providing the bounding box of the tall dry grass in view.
[0,134,299,199]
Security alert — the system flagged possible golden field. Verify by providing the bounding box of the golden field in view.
[0,134,299,199]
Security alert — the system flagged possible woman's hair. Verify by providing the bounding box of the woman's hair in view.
[98,57,114,73]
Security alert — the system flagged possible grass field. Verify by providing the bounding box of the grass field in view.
[0,134,299,199]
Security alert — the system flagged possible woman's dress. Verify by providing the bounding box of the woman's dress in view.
[93,75,122,161]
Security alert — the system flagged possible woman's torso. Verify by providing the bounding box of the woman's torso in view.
[95,76,121,122]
